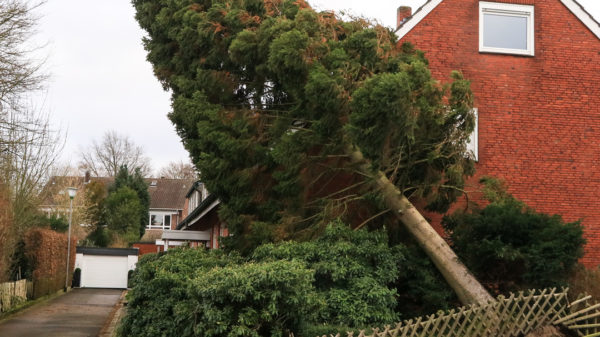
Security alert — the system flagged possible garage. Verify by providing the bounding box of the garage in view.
[74,247,138,289]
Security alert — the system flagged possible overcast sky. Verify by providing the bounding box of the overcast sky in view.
[32,0,600,176]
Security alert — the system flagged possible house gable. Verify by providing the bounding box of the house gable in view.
[395,0,600,267]
[396,0,600,40]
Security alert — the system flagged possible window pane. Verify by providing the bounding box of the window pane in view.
[151,214,163,227]
[165,215,171,228]
[483,13,528,50]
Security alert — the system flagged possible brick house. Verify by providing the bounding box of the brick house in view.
[395,0,600,266]
[176,181,227,250]
[41,174,195,251]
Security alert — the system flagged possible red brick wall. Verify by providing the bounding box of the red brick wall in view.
[399,0,600,266]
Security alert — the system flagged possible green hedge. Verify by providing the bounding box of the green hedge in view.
[252,224,401,327]
[118,224,411,337]
[443,179,585,293]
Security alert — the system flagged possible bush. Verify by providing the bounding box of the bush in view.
[252,223,401,328]
[103,186,143,245]
[23,228,76,298]
[189,260,319,337]
[393,245,457,315]
[443,179,585,293]
[120,223,463,336]
[118,249,242,337]
[119,248,318,337]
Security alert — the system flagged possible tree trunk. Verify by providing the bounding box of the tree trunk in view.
[348,147,493,306]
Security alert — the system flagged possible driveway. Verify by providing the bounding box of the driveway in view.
[0,288,123,337]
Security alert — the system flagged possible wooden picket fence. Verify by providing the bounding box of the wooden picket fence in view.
[309,288,600,337]
[0,279,29,312]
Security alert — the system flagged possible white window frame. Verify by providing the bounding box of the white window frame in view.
[467,108,479,162]
[479,2,535,56]
[147,211,173,230]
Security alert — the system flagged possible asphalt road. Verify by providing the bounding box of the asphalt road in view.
[0,288,123,337]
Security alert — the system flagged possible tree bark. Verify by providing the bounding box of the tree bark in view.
[348,147,493,306]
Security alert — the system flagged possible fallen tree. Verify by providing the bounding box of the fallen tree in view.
[132,0,491,305]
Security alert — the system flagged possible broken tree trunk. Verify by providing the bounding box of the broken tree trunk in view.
[348,147,493,306]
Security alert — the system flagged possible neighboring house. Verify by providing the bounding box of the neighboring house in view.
[176,181,228,250]
[144,177,194,233]
[40,173,195,250]
[39,174,112,219]
[395,0,600,266]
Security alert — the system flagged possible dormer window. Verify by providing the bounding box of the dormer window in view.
[479,2,534,56]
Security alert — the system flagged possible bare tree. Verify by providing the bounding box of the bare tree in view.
[0,0,64,282]
[157,160,197,179]
[0,106,64,228]
[79,131,152,177]
[0,0,46,112]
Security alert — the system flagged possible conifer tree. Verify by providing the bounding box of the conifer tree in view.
[110,166,149,237]
[133,0,491,304]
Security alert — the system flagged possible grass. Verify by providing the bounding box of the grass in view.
[568,264,600,301]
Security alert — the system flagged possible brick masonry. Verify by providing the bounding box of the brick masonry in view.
[398,0,600,266]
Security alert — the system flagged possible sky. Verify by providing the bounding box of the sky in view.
[32,0,600,176]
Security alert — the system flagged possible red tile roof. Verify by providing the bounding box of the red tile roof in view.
[40,176,193,210]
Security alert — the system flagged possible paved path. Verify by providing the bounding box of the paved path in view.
[0,288,123,337]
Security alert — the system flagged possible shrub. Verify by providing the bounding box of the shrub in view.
[120,223,461,336]
[103,186,143,245]
[119,248,319,337]
[252,223,401,328]
[188,260,320,337]
[443,179,585,293]
[23,228,76,298]
[30,214,68,232]
[118,249,242,337]
[393,245,457,315]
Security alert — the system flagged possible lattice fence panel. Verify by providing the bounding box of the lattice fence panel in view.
[554,293,600,337]
[311,288,571,337]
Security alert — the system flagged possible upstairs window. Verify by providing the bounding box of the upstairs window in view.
[148,212,172,230]
[467,108,478,162]
[479,2,534,56]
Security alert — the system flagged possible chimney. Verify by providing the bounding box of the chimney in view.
[397,6,412,30]
[84,170,91,184]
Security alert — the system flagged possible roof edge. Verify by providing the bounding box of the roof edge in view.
[396,0,600,42]
[562,0,600,40]
[76,247,139,256]
[395,0,443,40]
[176,194,219,230]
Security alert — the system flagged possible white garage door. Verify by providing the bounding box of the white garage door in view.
[81,255,129,288]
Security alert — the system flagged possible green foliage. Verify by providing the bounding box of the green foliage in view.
[111,166,150,237]
[393,245,457,315]
[103,186,143,245]
[443,178,585,293]
[30,213,69,232]
[85,226,110,247]
[118,248,317,337]
[189,260,319,337]
[119,249,241,336]
[132,0,476,250]
[8,239,31,281]
[120,223,462,336]
[252,223,400,327]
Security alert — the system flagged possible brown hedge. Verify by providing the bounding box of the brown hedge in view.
[24,228,76,298]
